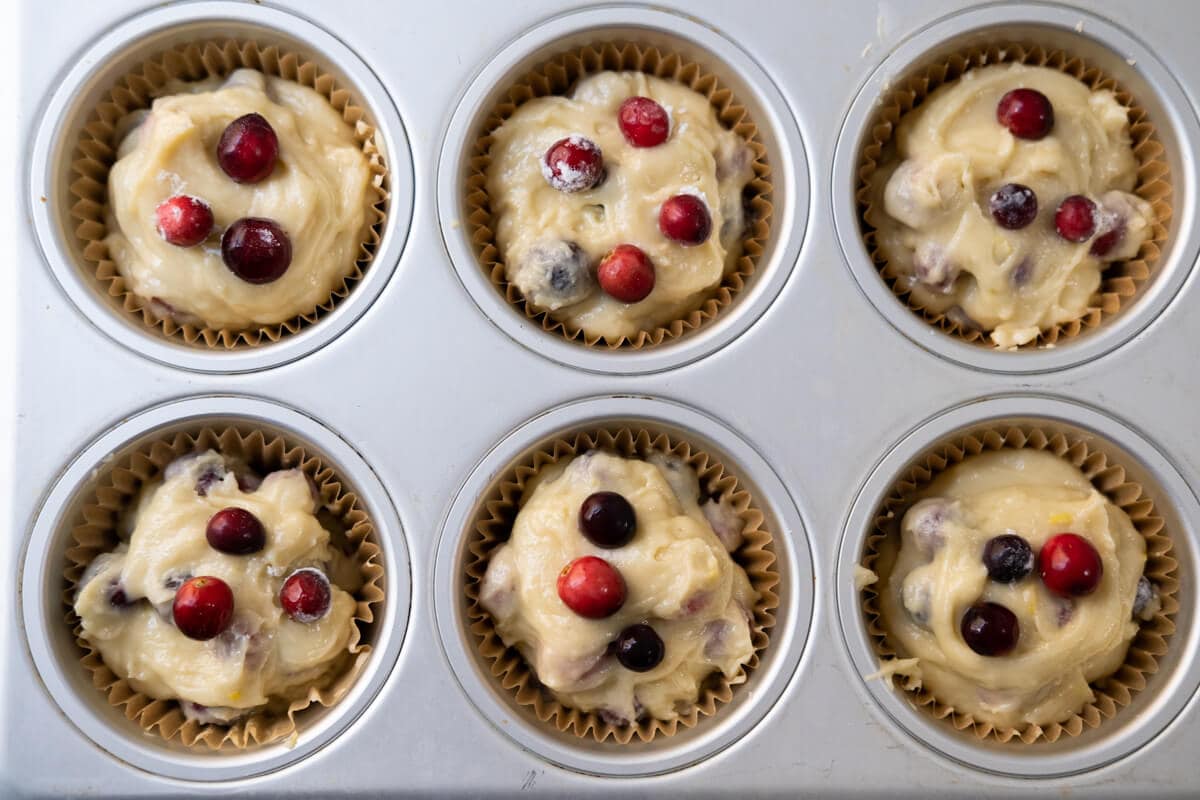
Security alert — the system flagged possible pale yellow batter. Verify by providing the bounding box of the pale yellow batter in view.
[869,64,1154,347]
[105,69,371,329]
[873,450,1149,729]
[74,451,358,722]
[486,72,755,340]
[479,451,758,724]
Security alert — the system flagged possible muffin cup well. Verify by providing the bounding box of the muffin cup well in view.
[859,423,1178,744]
[857,42,1171,348]
[463,426,779,743]
[64,425,385,750]
[69,39,390,349]
[466,41,773,350]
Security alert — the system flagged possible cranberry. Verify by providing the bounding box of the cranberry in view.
[217,113,279,183]
[960,602,1019,657]
[982,533,1035,583]
[989,183,1038,230]
[280,568,332,623]
[658,194,712,246]
[206,507,266,555]
[172,576,235,640]
[221,217,292,284]
[618,96,670,147]
[1040,533,1103,597]
[615,623,665,672]
[1091,217,1126,257]
[542,136,604,192]
[579,491,637,548]
[556,556,626,619]
[996,88,1054,140]
[106,581,135,609]
[1055,195,1098,243]
[598,244,655,303]
[155,195,213,246]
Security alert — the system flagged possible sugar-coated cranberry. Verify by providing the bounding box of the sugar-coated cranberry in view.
[960,601,1019,657]
[205,507,266,555]
[659,193,712,246]
[615,623,665,672]
[556,556,626,619]
[217,113,279,183]
[1055,195,1098,243]
[542,136,604,192]
[598,244,655,303]
[172,576,235,640]
[221,217,292,284]
[996,88,1055,140]
[279,568,332,623]
[989,183,1038,230]
[618,96,670,147]
[1040,533,1103,597]
[155,195,213,246]
[982,533,1035,583]
[579,491,637,548]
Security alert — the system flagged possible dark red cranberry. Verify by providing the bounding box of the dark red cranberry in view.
[598,244,655,303]
[556,556,626,619]
[221,217,292,284]
[206,507,266,555]
[982,533,1035,583]
[194,464,226,496]
[618,96,670,147]
[989,183,1038,230]
[615,623,665,672]
[1091,217,1127,257]
[542,136,604,192]
[217,113,279,183]
[996,88,1054,140]
[960,601,1020,656]
[280,568,332,623]
[1040,533,1103,597]
[172,576,235,640]
[155,195,214,246]
[579,492,637,548]
[106,581,135,609]
[659,193,712,246]
[1055,195,1098,243]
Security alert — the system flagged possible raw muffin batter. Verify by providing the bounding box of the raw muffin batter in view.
[869,63,1154,347]
[105,69,372,329]
[479,451,758,724]
[486,71,755,340]
[74,451,359,723]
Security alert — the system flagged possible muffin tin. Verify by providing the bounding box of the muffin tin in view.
[10,0,1200,796]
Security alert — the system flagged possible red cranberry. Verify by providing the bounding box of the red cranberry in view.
[1091,217,1127,257]
[217,113,279,184]
[982,533,1035,583]
[659,193,712,246]
[598,244,655,303]
[221,217,292,284]
[1055,195,1098,243]
[618,96,670,147]
[989,183,1038,230]
[172,576,235,640]
[556,556,626,619]
[1040,533,1103,597]
[280,568,332,623]
[996,88,1055,140]
[615,623,665,672]
[579,492,637,548]
[960,602,1019,656]
[155,195,213,246]
[542,136,604,192]
[205,507,266,555]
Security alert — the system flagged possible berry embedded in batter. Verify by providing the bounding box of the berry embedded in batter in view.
[1054,195,1099,243]
[557,555,627,619]
[1040,533,1103,597]
[280,568,333,623]
[659,194,713,246]
[221,217,293,284]
[217,112,279,184]
[615,623,665,672]
[961,601,1020,656]
[989,183,1038,230]
[996,88,1055,140]
[598,244,656,303]
[206,507,267,555]
[579,491,637,549]
[173,576,235,641]
[618,96,670,147]
[542,136,605,193]
[155,195,214,247]
[982,533,1035,583]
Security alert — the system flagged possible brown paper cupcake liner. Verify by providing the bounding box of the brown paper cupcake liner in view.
[859,424,1178,744]
[857,43,1171,347]
[63,426,385,750]
[466,41,773,349]
[463,427,779,743]
[69,39,390,349]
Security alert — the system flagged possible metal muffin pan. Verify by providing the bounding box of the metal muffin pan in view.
[10,0,1200,796]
